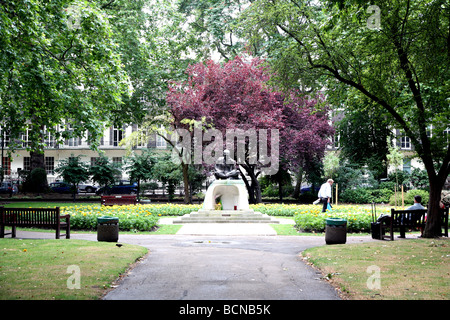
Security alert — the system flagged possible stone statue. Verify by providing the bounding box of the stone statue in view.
[214,149,240,180]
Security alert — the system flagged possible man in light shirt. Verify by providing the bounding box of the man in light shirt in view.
[407,195,425,210]
[318,179,334,212]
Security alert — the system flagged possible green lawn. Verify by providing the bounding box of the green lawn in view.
[0,238,148,300]
[303,238,450,300]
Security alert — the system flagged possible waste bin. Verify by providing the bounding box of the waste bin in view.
[325,218,347,244]
[97,216,119,242]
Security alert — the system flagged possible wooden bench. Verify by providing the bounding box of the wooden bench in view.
[0,207,70,239]
[101,195,138,206]
[378,208,449,241]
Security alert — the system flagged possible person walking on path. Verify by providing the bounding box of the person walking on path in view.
[318,179,334,212]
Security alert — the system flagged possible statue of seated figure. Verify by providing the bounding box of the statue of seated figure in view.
[214,150,240,180]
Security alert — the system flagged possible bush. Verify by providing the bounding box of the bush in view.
[340,188,374,204]
[339,187,394,204]
[23,168,48,193]
[371,188,394,203]
[64,204,160,231]
[389,189,429,206]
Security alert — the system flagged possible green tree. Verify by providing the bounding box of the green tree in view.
[125,150,156,200]
[89,155,120,194]
[336,101,392,179]
[55,155,90,200]
[151,153,182,201]
[0,0,134,173]
[239,0,450,238]
[387,142,404,207]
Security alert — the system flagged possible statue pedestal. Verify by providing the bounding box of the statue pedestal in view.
[202,180,250,210]
[173,179,278,224]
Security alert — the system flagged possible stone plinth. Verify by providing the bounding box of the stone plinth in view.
[202,179,250,210]
[173,179,279,224]
[172,210,278,224]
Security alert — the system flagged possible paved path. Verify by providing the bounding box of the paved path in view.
[12,224,376,300]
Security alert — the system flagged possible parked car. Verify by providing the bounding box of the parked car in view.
[0,181,18,194]
[49,182,77,194]
[300,186,320,194]
[78,184,98,193]
[96,181,138,195]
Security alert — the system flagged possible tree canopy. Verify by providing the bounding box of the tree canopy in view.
[167,56,333,203]
[239,0,450,237]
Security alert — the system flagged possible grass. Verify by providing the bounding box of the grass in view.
[303,238,450,300]
[0,239,148,300]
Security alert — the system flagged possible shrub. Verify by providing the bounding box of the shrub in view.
[23,168,48,192]
[389,189,429,206]
[371,188,394,203]
[63,204,160,232]
[290,204,390,233]
[340,188,374,204]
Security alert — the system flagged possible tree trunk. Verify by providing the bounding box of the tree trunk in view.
[423,179,445,238]
[182,163,191,204]
[293,169,303,199]
[240,163,261,204]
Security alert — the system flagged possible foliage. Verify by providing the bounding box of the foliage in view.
[334,161,377,192]
[291,205,386,233]
[166,56,333,203]
[407,168,429,190]
[125,150,156,198]
[150,152,183,200]
[340,187,394,204]
[389,189,430,206]
[89,155,120,189]
[0,0,132,153]
[63,204,159,231]
[238,0,450,237]
[55,155,90,198]
[22,168,48,193]
[336,104,392,179]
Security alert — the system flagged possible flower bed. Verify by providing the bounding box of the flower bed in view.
[251,203,392,233]
[62,203,391,233]
[62,204,159,231]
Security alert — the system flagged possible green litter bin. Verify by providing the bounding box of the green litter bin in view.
[325,218,347,244]
[97,216,119,242]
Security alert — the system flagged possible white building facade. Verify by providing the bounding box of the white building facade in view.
[1,125,167,184]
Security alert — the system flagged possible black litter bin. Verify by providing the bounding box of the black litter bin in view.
[97,216,119,242]
[325,218,347,244]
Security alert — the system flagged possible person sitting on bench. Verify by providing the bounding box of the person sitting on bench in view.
[407,195,425,210]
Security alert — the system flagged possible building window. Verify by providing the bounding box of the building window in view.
[90,157,100,167]
[66,138,80,147]
[23,157,31,172]
[401,136,411,149]
[156,134,167,148]
[112,157,122,166]
[44,127,57,148]
[112,127,124,147]
[403,159,411,174]
[45,157,55,175]
[156,125,167,148]
[2,157,11,176]
[0,127,10,147]
[22,129,31,148]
